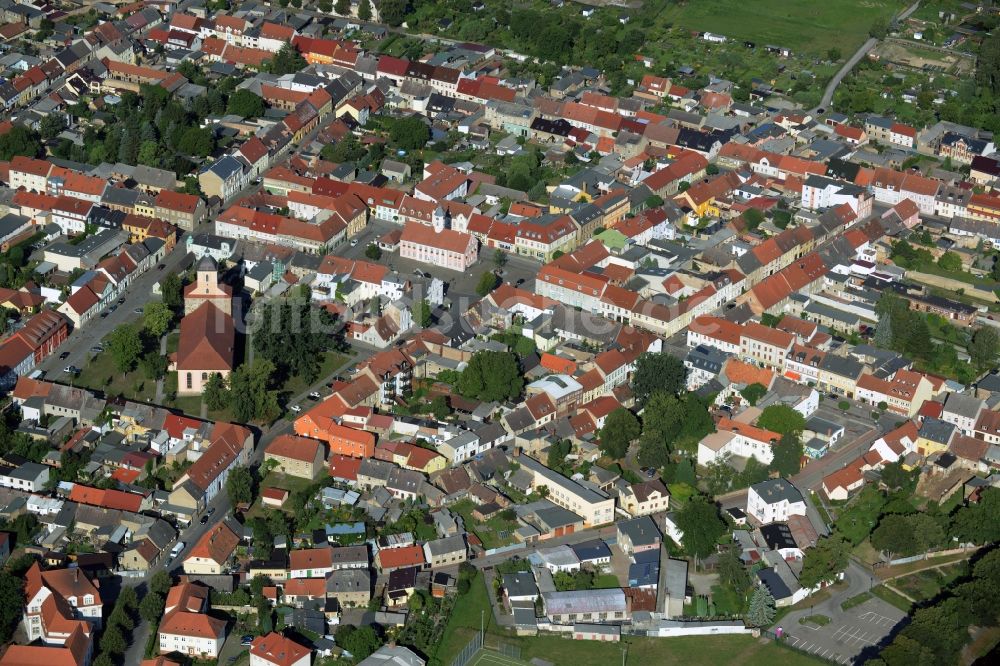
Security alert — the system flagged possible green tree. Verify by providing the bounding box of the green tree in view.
[457,350,523,402]
[718,549,751,600]
[770,432,804,476]
[970,326,1000,372]
[229,359,281,422]
[937,251,963,272]
[475,271,498,296]
[252,300,344,383]
[177,126,214,157]
[675,495,726,563]
[492,249,508,270]
[756,404,806,435]
[358,0,372,21]
[334,0,349,13]
[389,116,430,150]
[0,125,42,160]
[747,585,775,627]
[798,535,851,588]
[631,352,686,406]
[143,301,173,338]
[872,513,919,560]
[365,243,382,260]
[740,382,767,406]
[203,372,230,411]
[137,140,159,167]
[267,41,307,75]
[415,299,432,327]
[107,324,143,372]
[880,460,917,491]
[226,89,265,118]
[40,114,66,140]
[598,408,640,459]
[644,194,664,208]
[161,273,183,311]
[977,30,1000,95]
[150,570,173,596]
[336,624,381,661]
[637,429,670,470]
[139,590,165,623]
[0,572,23,643]
[827,47,842,61]
[100,625,126,655]
[226,466,254,507]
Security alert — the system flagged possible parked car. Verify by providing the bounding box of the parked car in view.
[62,366,79,374]
[199,515,209,524]
[118,297,126,304]
[157,264,166,270]
[350,239,359,247]
[289,404,302,413]
[241,635,254,646]
[133,307,143,315]
[59,351,70,360]
[90,346,103,354]
[308,391,321,400]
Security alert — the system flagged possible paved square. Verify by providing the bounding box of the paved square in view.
[780,597,906,664]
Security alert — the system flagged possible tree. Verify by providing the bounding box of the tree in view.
[970,326,1000,372]
[107,324,143,372]
[358,0,372,22]
[938,251,963,272]
[598,408,640,459]
[770,432,804,476]
[492,249,508,270]
[161,273,183,311]
[100,625,126,655]
[457,350,523,402]
[229,359,281,422]
[870,17,889,39]
[637,429,670,469]
[798,535,851,588]
[379,0,408,26]
[475,271,499,297]
[872,513,919,560]
[203,373,229,411]
[143,301,173,338]
[415,299,432,328]
[139,590,165,623]
[747,585,775,627]
[675,495,726,563]
[705,163,720,175]
[757,404,806,436]
[718,549,750,600]
[873,313,893,349]
[389,116,430,150]
[546,439,572,474]
[0,572,23,643]
[226,466,254,506]
[827,47,842,61]
[880,460,917,491]
[977,30,1000,95]
[740,382,767,407]
[177,127,215,157]
[334,0,349,14]
[644,194,664,209]
[252,300,344,383]
[365,243,382,260]
[226,89,265,118]
[0,125,41,160]
[742,208,765,231]
[631,352,686,406]
[40,113,66,140]
[336,624,381,661]
[150,570,172,596]
[268,41,307,75]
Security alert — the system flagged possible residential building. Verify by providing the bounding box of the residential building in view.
[747,479,806,524]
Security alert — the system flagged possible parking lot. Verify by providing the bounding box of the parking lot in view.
[779,597,906,665]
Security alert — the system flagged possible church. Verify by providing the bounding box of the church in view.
[171,256,236,396]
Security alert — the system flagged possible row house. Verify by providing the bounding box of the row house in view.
[870,167,940,216]
[739,322,794,370]
[855,369,938,417]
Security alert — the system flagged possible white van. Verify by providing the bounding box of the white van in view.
[170,542,185,558]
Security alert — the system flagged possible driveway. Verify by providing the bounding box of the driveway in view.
[776,561,906,664]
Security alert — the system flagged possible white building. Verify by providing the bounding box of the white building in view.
[747,478,806,524]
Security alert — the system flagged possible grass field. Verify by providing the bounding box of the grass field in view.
[663,0,904,53]
[436,574,821,666]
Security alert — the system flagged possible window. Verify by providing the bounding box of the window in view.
[186,373,193,390]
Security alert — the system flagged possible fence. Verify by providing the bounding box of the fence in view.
[450,630,483,666]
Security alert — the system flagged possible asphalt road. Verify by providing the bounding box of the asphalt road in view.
[776,560,906,665]
[36,237,194,379]
[814,1,922,112]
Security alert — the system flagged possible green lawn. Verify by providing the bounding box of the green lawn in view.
[872,585,913,612]
[663,0,904,53]
[435,574,820,666]
[841,591,873,611]
[891,563,967,603]
[75,351,157,402]
[450,499,520,550]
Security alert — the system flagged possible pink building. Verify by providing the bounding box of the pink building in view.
[399,221,478,271]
